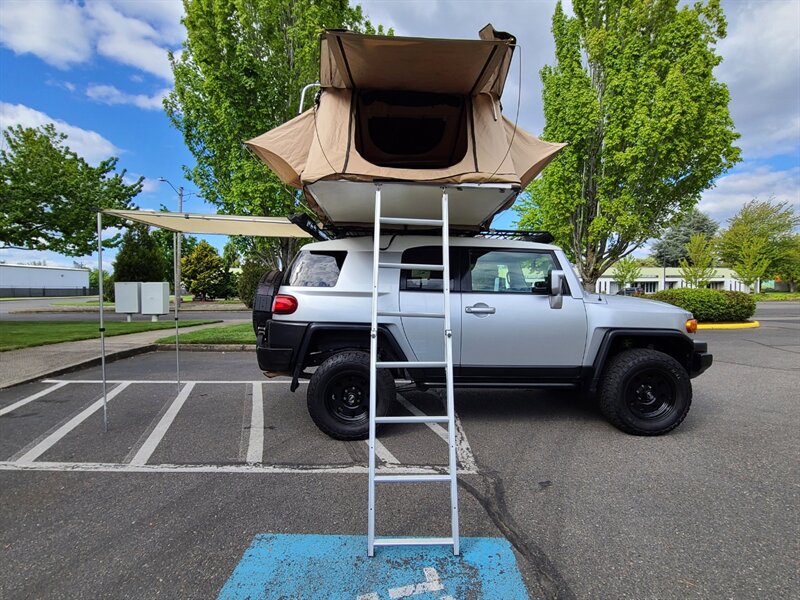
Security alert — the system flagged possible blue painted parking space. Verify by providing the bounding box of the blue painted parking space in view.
[218,534,529,599]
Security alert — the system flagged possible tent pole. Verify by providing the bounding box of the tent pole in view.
[174,232,181,390]
[97,212,108,432]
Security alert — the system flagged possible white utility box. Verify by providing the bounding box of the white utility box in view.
[141,282,170,320]
[114,282,141,318]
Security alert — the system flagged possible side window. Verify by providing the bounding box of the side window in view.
[400,246,458,291]
[284,251,346,287]
[467,250,560,293]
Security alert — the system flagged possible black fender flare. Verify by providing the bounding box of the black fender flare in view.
[290,323,407,391]
[588,329,696,393]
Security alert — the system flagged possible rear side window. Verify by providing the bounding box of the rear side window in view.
[400,246,458,291]
[284,251,346,287]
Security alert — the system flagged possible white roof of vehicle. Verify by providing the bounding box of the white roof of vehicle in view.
[302,235,558,252]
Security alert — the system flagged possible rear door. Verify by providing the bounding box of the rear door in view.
[459,247,587,378]
[398,246,462,364]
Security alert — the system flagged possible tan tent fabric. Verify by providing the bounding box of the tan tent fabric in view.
[244,26,566,226]
[319,28,515,96]
[103,209,311,238]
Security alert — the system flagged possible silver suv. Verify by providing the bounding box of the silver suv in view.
[253,235,712,439]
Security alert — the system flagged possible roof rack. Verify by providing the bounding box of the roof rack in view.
[293,216,553,244]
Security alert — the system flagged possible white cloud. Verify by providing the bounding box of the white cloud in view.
[0,0,90,67]
[699,166,800,223]
[86,84,169,110]
[0,0,183,82]
[0,102,121,164]
[717,0,800,159]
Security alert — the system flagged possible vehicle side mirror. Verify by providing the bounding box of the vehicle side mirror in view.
[549,270,564,309]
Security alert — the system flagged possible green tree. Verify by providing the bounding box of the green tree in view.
[516,0,739,288]
[732,238,772,291]
[773,235,800,292]
[651,210,719,267]
[679,233,716,288]
[716,200,799,276]
[0,124,142,255]
[181,240,226,300]
[238,257,269,308]
[151,226,199,287]
[166,0,388,269]
[611,256,642,289]
[113,224,168,283]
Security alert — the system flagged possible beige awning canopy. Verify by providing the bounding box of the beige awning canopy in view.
[320,25,516,96]
[103,209,311,238]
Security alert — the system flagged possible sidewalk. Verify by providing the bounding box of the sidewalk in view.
[0,321,246,388]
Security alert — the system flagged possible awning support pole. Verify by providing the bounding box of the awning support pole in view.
[173,232,181,391]
[97,212,108,432]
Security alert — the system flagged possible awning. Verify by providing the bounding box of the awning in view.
[103,209,312,238]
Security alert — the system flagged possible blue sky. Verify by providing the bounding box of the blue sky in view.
[1,0,798,268]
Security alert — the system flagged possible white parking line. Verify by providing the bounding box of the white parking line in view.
[129,382,195,466]
[246,383,264,464]
[0,381,69,417]
[15,383,131,464]
[373,440,400,464]
[42,379,307,385]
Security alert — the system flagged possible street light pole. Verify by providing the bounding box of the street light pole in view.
[159,177,184,309]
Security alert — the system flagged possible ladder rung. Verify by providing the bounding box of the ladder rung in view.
[380,217,444,227]
[374,415,449,424]
[374,474,451,483]
[376,310,445,319]
[379,262,444,271]
[373,537,455,547]
[376,361,446,369]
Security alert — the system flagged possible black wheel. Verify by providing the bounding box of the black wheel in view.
[599,349,692,435]
[307,351,393,440]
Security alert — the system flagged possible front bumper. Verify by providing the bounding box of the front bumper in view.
[690,340,713,378]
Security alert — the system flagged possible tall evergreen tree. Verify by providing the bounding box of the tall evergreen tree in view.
[113,225,167,283]
[651,210,719,267]
[516,0,739,287]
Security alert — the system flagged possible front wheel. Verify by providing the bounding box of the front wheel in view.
[599,349,692,435]
[307,351,393,440]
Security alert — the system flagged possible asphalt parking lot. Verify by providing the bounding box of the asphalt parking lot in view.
[1,304,798,599]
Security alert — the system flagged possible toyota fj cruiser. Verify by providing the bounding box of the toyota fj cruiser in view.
[253,234,712,439]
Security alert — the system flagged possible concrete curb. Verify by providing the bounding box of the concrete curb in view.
[3,345,157,389]
[697,320,760,330]
[154,344,254,352]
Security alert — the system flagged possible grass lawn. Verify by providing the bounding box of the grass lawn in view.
[753,292,800,301]
[1,320,218,352]
[158,323,255,345]
[54,295,194,307]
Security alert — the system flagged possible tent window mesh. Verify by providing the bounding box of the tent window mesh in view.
[355,91,468,169]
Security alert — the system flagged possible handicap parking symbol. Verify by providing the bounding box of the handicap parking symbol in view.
[218,534,529,599]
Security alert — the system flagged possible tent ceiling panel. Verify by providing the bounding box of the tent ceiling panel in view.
[103,209,312,238]
[304,181,518,228]
[320,27,515,96]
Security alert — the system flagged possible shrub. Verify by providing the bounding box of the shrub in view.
[648,288,756,322]
[238,259,268,308]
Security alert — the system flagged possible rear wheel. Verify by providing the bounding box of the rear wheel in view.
[599,348,691,435]
[307,351,393,440]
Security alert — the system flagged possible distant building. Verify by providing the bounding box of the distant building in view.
[0,264,92,297]
[595,266,753,295]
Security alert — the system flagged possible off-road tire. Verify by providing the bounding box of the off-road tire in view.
[599,348,692,435]
[307,351,393,440]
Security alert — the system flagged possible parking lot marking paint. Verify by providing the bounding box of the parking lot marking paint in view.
[0,461,478,474]
[42,379,308,385]
[246,383,264,464]
[373,439,400,464]
[216,534,529,599]
[395,395,477,472]
[15,382,131,464]
[0,381,69,417]
[130,382,195,465]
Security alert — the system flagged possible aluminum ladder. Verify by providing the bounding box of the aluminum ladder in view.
[368,184,460,557]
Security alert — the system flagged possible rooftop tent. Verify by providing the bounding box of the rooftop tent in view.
[245,25,566,227]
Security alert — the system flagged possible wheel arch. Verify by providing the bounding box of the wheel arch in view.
[290,323,407,391]
[589,329,695,394]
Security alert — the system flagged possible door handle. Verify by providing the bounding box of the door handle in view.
[465,304,496,315]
